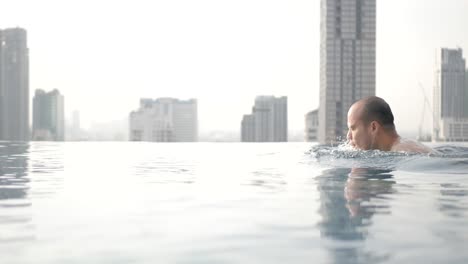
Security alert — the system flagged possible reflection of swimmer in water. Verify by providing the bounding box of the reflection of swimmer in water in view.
[316,168,394,262]
[345,168,395,218]
[347,96,433,153]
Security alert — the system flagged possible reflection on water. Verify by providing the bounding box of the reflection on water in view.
[0,142,467,263]
[438,183,468,218]
[0,143,29,200]
[0,142,32,243]
[311,143,468,263]
[317,167,395,264]
[434,182,468,246]
[345,168,395,219]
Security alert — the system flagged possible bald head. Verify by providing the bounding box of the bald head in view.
[352,96,395,132]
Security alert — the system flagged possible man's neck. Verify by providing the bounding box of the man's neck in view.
[376,131,400,151]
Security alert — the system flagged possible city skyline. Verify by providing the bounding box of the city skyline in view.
[1,0,468,137]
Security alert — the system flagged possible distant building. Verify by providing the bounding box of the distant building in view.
[318,0,376,143]
[241,96,287,142]
[305,109,319,142]
[436,119,468,142]
[129,98,198,142]
[0,27,29,141]
[433,48,468,141]
[32,89,65,141]
[241,114,255,142]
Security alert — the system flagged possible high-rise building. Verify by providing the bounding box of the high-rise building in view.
[433,48,468,141]
[241,96,287,142]
[129,98,198,142]
[305,109,319,142]
[0,28,29,141]
[318,0,376,143]
[241,114,255,142]
[32,89,65,141]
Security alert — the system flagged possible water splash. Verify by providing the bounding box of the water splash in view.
[307,143,468,174]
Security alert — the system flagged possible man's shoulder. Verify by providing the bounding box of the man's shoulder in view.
[391,138,432,154]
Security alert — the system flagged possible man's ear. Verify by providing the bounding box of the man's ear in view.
[370,121,378,132]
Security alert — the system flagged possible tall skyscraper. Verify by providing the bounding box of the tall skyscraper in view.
[129,98,198,142]
[241,96,287,142]
[433,48,468,141]
[318,0,376,143]
[0,28,29,141]
[32,89,65,141]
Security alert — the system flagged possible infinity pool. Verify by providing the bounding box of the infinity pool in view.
[0,142,467,264]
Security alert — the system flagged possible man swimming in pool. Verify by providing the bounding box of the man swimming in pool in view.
[347,96,432,153]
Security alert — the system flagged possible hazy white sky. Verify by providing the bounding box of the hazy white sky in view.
[1,0,468,135]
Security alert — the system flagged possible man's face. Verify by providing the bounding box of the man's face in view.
[347,104,373,150]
